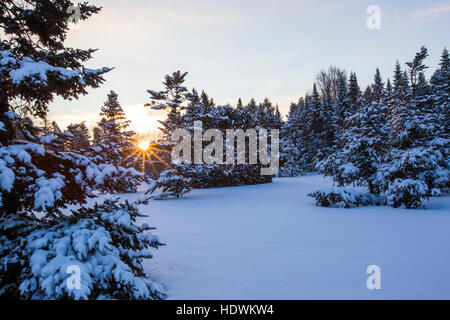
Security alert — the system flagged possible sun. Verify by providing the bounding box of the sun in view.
[122,137,172,179]
[138,140,150,151]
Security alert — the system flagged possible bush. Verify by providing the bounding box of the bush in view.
[308,187,381,208]
[385,178,428,209]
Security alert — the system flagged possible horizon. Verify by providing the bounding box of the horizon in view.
[48,0,450,132]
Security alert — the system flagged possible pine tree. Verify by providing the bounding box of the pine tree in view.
[66,122,91,151]
[89,91,141,192]
[0,0,163,299]
[280,100,304,176]
[236,98,244,110]
[334,76,348,133]
[318,101,388,193]
[146,71,189,139]
[405,46,429,98]
[95,91,135,164]
[385,78,393,104]
[345,72,362,118]
[147,167,192,199]
[92,125,102,145]
[371,68,384,102]
[376,51,444,208]
[49,121,61,134]
[363,86,373,103]
[430,48,450,137]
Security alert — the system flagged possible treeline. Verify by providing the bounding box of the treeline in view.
[145,71,282,199]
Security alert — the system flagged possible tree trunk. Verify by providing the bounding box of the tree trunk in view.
[0,84,12,146]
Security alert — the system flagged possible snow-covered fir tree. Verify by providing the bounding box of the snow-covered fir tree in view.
[93,91,135,165]
[65,122,91,151]
[0,0,163,299]
[430,48,450,137]
[145,73,273,194]
[376,49,449,208]
[146,71,189,139]
[314,48,448,209]
[147,167,192,200]
[318,68,389,193]
[280,101,304,176]
[90,91,141,192]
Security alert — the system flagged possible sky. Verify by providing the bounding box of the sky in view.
[49,0,450,132]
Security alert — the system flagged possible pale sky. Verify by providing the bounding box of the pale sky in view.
[49,0,450,132]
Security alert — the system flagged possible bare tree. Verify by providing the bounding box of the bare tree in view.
[315,66,348,99]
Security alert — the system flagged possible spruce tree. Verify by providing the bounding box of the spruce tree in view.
[318,100,388,193]
[430,48,450,137]
[377,51,444,208]
[66,122,91,151]
[147,167,192,200]
[94,91,135,166]
[334,76,348,133]
[371,68,384,102]
[345,72,362,118]
[146,71,189,139]
[0,0,163,299]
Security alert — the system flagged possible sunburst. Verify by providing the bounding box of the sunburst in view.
[138,140,150,151]
[122,138,173,178]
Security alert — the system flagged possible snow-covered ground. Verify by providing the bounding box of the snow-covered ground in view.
[129,175,450,299]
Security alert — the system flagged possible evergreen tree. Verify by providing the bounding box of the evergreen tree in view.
[89,91,140,192]
[147,167,192,199]
[405,46,429,98]
[318,101,388,193]
[95,91,135,164]
[430,48,450,137]
[66,121,91,151]
[385,78,393,103]
[92,125,102,145]
[363,86,373,103]
[376,50,445,208]
[280,99,305,176]
[334,76,348,132]
[345,72,362,118]
[146,71,189,139]
[236,97,244,110]
[0,0,163,299]
[49,121,61,134]
[371,68,384,102]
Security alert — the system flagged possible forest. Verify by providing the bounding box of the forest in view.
[0,0,448,299]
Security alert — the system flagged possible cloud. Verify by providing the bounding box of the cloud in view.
[410,2,450,23]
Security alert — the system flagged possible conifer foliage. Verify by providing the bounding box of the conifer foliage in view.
[0,0,163,299]
[145,72,274,199]
[303,46,449,209]
[90,91,141,193]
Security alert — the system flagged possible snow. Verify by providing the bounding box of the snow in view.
[1,50,108,87]
[115,174,450,299]
[10,57,81,84]
[40,135,57,144]
[34,175,65,210]
[340,163,359,175]
[4,112,20,120]
[0,159,15,192]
